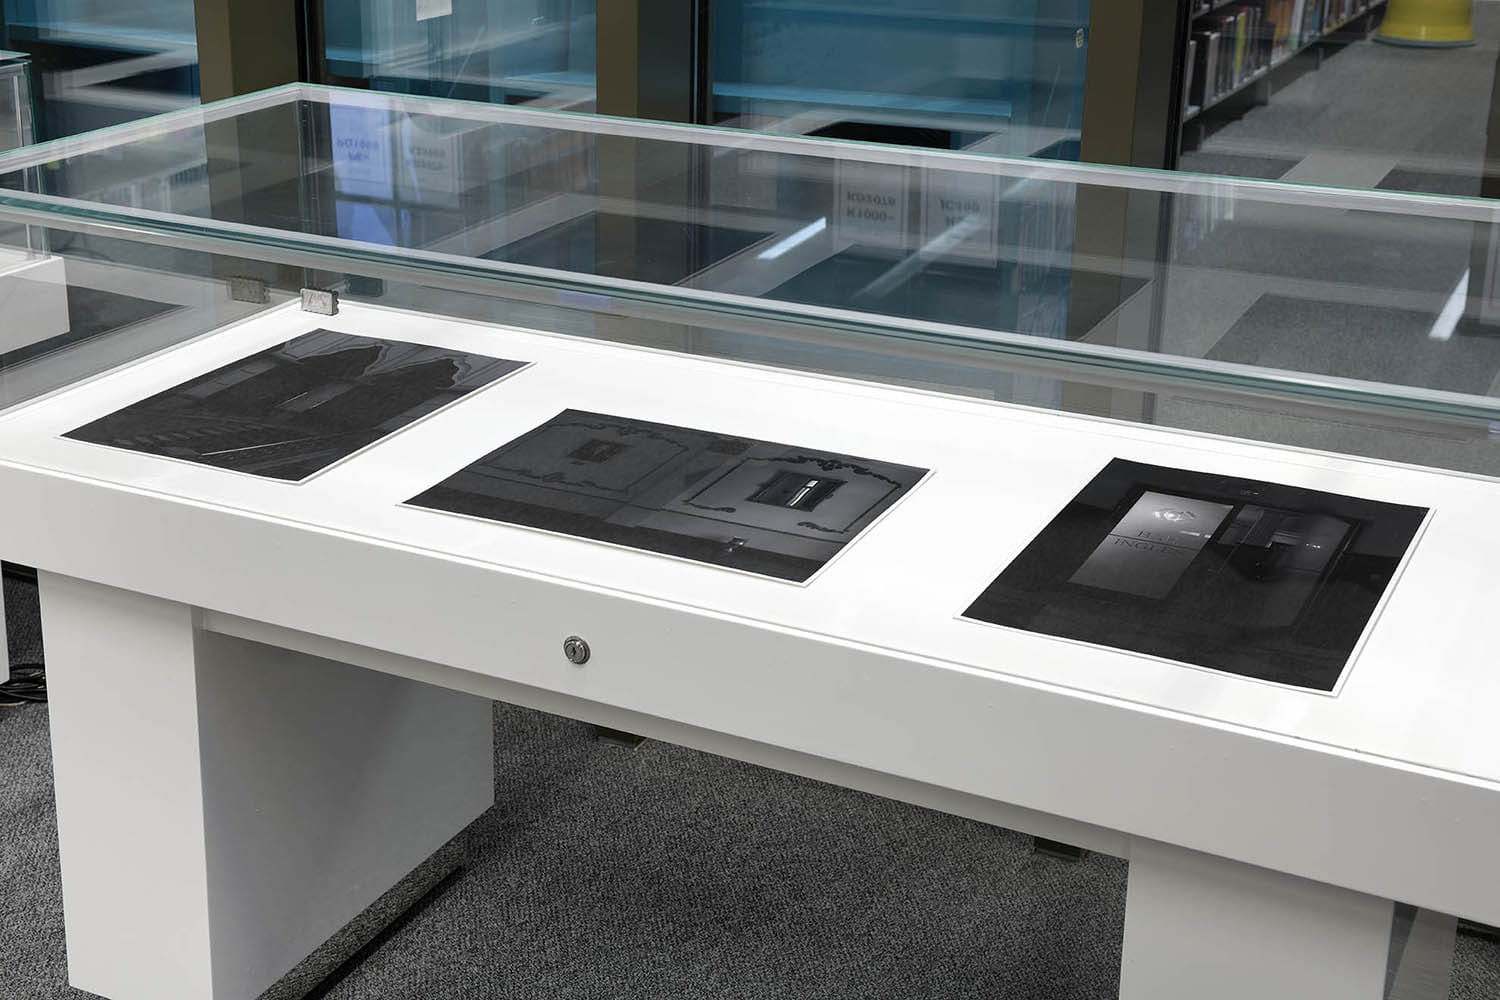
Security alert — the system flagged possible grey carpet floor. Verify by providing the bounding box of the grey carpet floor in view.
[1207,295,1500,395]
[3,571,1499,999]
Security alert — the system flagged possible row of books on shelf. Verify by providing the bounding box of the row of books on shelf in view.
[1183,0,1373,112]
[1185,5,1273,111]
[1315,0,1369,32]
[1272,0,1369,52]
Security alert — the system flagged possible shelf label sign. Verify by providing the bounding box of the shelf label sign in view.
[920,173,1000,264]
[710,150,779,212]
[330,104,466,210]
[399,117,463,206]
[330,105,392,201]
[834,161,909,249]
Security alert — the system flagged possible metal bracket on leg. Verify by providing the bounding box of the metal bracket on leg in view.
[1459,919,1500,941]
[592,725,647,748]
[1033,837,1087,862]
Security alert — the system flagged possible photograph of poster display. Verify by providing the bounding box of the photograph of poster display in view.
[963,459,1429,692]
[407,409,927,582]
[65,330,527,482]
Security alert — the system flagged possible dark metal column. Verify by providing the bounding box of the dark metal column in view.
[193,0,304,104]
[1062,0,1188,419]
[595,0,707,124]
[1080,0,1189,170]
[191,0,311,300]
[593,0,710,349]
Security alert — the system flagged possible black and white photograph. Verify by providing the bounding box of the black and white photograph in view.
[64,329,527,482]
[406,409,927,581]
[963,458,1429,692]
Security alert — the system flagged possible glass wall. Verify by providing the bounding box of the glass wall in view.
[0,0,199,140]
[321,0,596,109]
[711,0,1091,159]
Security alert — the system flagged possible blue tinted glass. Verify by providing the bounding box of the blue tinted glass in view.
[321,0,596,108]
[713,0,1089,159]
[1,0,199,139]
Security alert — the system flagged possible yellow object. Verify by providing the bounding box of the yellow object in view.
[1377,0,1476,46]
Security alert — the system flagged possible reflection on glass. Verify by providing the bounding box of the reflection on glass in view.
[713,0,1090,159]
[3,88,1500,440]
[0,0,199,139]
[65,329,528,481]
[408,409,928,581]
[321,0,596,109]
[488,212,774,287]
[963,458,1428,691]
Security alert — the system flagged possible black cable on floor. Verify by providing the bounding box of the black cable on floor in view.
[301,866,465,1000]
[0,665,46,705]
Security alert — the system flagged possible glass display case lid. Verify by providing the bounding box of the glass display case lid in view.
[0,83,1497,425]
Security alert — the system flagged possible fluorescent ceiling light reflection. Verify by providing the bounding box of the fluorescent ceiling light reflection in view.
[757,217,827,260]
[1429,268,1470,342]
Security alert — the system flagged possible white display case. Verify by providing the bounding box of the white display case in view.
[1,84,1498,1000]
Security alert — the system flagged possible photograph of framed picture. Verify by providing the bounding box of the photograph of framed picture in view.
[963,458,1429,692]
[65,329,527,482]
[407,409,928,582]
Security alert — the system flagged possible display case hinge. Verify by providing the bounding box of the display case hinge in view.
[227,276,269,304]
[300,288,340,316]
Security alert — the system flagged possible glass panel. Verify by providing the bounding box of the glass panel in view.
[0,50,33,152]
[712,0,1090,158]
[3,85,1500,475]
[0,51,32,258]
[64,329,529,481]
[320,0,596,110]
[0,0,199,139]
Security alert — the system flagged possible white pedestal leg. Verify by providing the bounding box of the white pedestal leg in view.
[1388,906,1458,1000]
[1120,839,1398,1000]
[41,573,495,1000]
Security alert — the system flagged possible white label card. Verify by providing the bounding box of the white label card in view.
[833,160,909,250]
[416,0,452,21]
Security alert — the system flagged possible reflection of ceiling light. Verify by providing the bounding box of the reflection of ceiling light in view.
[1429,268,1470,342]
[757,217,827,260]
